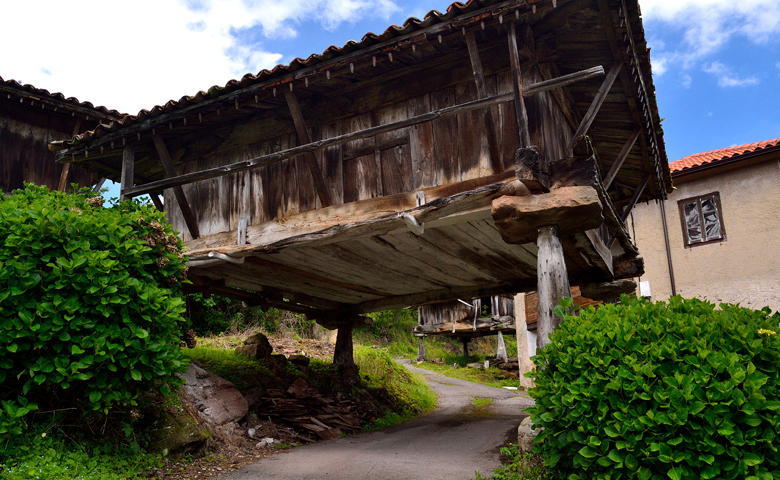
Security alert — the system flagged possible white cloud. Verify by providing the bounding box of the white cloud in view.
[641,0,780,76]
[703,61,759,87]
[0,0,399,114]
[681,73,693,88]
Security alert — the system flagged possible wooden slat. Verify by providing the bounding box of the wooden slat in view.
[152,135,200,239]
[569,62,622,148]
[284,90,332,207]
[464,31,503,172]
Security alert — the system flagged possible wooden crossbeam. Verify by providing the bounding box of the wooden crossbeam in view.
[569,62,622,148]
[284,90,332,207]
[92,178,107,193]
[152,135,200,239]
[524,66,605,97]
[465,30,503,172]
[121,67,609,198]
[507,23,531,147]
[603,129,640,190]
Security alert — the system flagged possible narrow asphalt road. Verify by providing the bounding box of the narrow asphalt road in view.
[218,360,534,480]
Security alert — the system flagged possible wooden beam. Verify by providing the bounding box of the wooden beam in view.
[119,147,134,202]
[569,62,622,148]
[603,129,640,190]
[186,173,527,257]
[150,192,164,212]
[59,117,81,192]
[523,65,605,97]
[152,135,200,239]
[536,225,571,349]
[507,23,531,147]
[580,279,637,301]
[284,90,332,207]
[465,30,503,172]
[92,178,107,193]
[121,67,611,198]
[620,173,650,223]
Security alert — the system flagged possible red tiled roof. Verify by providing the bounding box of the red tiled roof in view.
[0,75,125,120]
[670,137,780,175]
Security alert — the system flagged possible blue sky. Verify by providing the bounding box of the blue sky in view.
[2,0,778,167]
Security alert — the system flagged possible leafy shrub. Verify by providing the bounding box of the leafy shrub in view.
[476,444,551,480]
[0,185,188,436]
[529,296,779,480]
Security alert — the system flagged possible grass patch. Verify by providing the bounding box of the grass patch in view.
[355,345,437,431]
[471,397,494,409]
[475,444,550,480]
[416,361,519,389]
[0,431,161,480]
[182,346,278,390]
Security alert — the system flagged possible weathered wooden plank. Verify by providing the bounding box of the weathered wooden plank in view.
[408,93,435,189]
[523,66,605,97]
[465,30,503,172]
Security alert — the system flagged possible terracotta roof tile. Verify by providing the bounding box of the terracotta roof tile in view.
[670,137,780,175]
[0,76,125,120]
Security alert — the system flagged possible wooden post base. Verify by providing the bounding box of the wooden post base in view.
[496,331,508,362]
[461,337,470,358]
[536,225,572,350]
[513,293,535,388]
[334,324,355,367]
[416,336,427,362]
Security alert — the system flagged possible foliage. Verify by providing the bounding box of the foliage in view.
[186,295,304,336]
[471,397,494,409]
[0,185,188,437]
[415,362,519,389]
[355,346,436,430]
[0,429,161,480]
[475,444,551,480]
[529,296,780,480]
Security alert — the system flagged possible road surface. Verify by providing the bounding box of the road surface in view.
[219,360,533,480]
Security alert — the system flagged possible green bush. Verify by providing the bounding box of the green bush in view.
[0,185,188,436]
[529,296,779,480]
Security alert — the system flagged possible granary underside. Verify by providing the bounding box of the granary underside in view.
[53,0,670,334]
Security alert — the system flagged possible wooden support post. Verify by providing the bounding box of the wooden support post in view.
[152,135,200,239]
[496,331,508,362]
[150,192,164,212]
[334,324,355,367]
[507,23,531,147]
[461,337,470,358]
[119,147,134,202]
[513,293,534,388]
[536,225,572,349]
[465,30,504,172]
[92,178,107,193]
[284,90,332,207]
[569,62,622,148]
[603,129,640,190]
[416,336,427,362]
[58,119,83,192]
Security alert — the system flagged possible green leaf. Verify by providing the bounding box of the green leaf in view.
[578,446,598,459]
[743,452,762,467]
[6,343,18,353]
[668,467,683,480]
[130,369,142,381]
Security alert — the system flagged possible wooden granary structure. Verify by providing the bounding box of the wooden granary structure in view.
[0,77,121,192]
[54,0,671,366]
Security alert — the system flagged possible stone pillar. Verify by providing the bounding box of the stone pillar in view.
[416,336,427,362]
[513,293,535,388]
[496,331,508,362]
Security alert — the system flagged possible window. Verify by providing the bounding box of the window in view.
[677,192,726,247]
